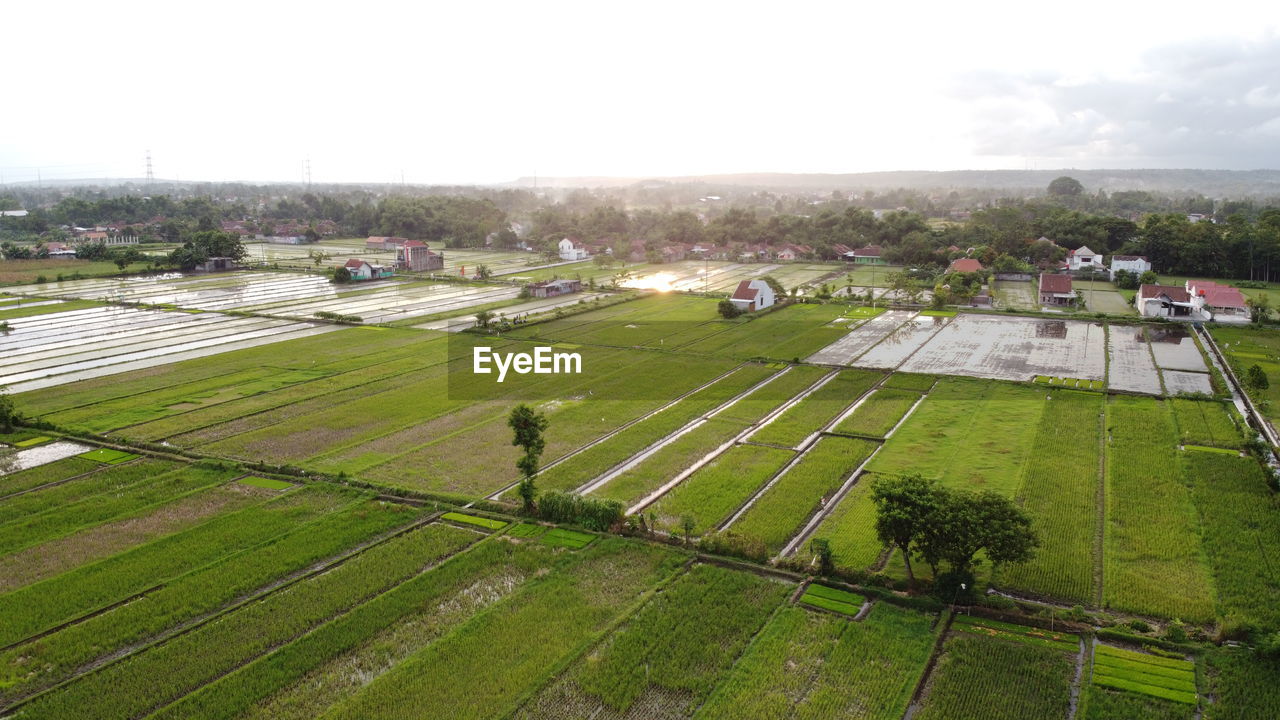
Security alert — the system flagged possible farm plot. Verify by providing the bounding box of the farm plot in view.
[1091,644,1197,706]
[0,440,93,475]
[1204,647,1280,720]
[0,304,335,394]
[853,314,952,369]
[832,387,923,438]
[647,444,795,535]
[993,280,1037,310]
[512,563,787,719]
[1081,686,1195,720]
[806,309,916,365]
[1108,325,1164,394]
[807,472,886,570]
[869,377,1047,496]
[9,271,340,308]
[14,521,479,720]
[913,622,1077,720]
[729,436,879,554]
[748,368,882,448]
[997,390,1103,604]
[244,281,522,323]
[897,313,1107,383]
[696,602,935,719]
[315,539,682,720]
[1147,326,1209,371]
[1185,451,1280,630]
[1104,396,1215,622]
[1210,325,1280,426]
[680,303,850,361]
[1171,398,1241,448]
[1164,369,1214,395]
[0,455,100,496]
[1080,286,1136,314]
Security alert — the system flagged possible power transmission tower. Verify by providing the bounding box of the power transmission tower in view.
[146,150,154,184]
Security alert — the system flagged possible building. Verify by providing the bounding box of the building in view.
[558,238,590,261]
[365,236,409,252]
[343,258,394,281]
[847,245,886,264]
[527,278,582,298]
[1186,280,1249,323]
[398,240,444,271]
[44,241,76,257]
[1066,245,1106,272]
[1039,273,1076,306]
[266,235,308,245]
[1109,255,1151,281]
[947,258,984,274]
[728,279,776,312]
[661,245,687,263]
[776,244,812,261]
[1137,284,1197,319]
[194,257,237,273]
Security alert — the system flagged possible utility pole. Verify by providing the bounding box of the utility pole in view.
[304,158,311,189]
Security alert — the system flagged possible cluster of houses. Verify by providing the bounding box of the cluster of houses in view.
[1137,281,1249,323]
[341,237,447,280]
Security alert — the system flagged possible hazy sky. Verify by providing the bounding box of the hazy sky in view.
[3,0,1278,185]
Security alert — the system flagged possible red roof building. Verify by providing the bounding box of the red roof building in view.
[947,258,984,274]
[1038,273,1075,306]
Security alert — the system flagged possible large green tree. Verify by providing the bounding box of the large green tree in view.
[508,404,550,512]
[871,473,943,584]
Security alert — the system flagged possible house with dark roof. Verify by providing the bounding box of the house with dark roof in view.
[848,245,885,264]
[947,258,984,274]
[365,236,409,251]
[528,278,581,298]
[728,279,775,312]
[1039,273,1076,306]
[398,240,443,271]
[1186,280,1249,323]
[1137,284,1197,319]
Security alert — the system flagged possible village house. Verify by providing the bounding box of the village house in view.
[527,278,582,298]
[558,237,590,261]
[44,241,76,257]
[76,230,139,246]
[848,245,885,264]
[947,258,984,274]
[661,245,687,263]
[1066,245,1106,272]
[266,235,308,245]
[365,236,409,252]
[775,244,812,261]
[1186,280,1249,323]
[1109,255,1151,281]
[1137,284,1197,320]
[398,240,444,272]
[728,278,776,312]
[343,258,394,281]
[1039,273,1076,306]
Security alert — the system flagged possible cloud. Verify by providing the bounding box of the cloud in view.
[948,34,1280,168]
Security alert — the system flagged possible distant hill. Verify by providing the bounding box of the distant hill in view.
[507,169,1280,196]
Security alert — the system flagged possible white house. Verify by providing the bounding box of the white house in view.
[1066,245,1106,272]
[558,238,590,261]
[728,279,776,312]
[1109,255,1151,281]
[1137,284,1199,320]
[1186,280,1249,323]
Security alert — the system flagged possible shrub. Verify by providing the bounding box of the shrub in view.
[536,491,624,531]
[697,530,769,564]
[1128,619,1153,633]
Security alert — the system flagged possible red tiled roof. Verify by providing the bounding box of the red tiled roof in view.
[1200,286,1247,308]
[344,258,369,269]
[401,240,427,248]
[948,258,984,273]
[731,280,759,301]
[1039,273,1073,294]
[1139,284,1190,303]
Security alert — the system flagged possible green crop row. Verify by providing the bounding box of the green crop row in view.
[833,388,922,438]
[319,539,683,720]
[0,456,100,497]
[149,535,558,720]
[749,369,882,447]
[0,461,229,556]
[914,632,1075,720]
[514,564,787,718]
[883,372,937,392]
[996,390,1103,603]
[1204,647,1280,719]
[507,523,548,538]
[0,496,416,705]
[730,436,879,553]
[1171,398,1241,448]
[534,363,778,494]
[951,615,1079,650]
[1103,396,1215,623]
[18,523,480,720]
[1080,685,1195,720]
[1093,673,1197,705]
[1096,643,1193,670]
[713,365,830,425]
[441,512,508,530]
[593,417,751,507]
[0,458,182,528]
[799,584,863,616]
[811,472,885,571]
[542,528,595,549]
[0,483,354,649]
[648,444,794,535]
[697,602,935,719]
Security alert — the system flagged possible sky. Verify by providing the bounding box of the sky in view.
[3,0,1278,185]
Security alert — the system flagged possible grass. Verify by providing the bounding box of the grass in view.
[845,305,887,318]
[1209,325,1280,425]
[810,472,885,570]
[1170,398,1242,448]
[648,443,795,534]
[950,614,1079,652]
[0,455,101,496]
[508,522,548,538]
[0,298,103,319]
[833,387,922,438]
[1104,395,1215,622]
[77,447,139,464]
[21,523,479,720]
[1184,451,1280,630]
[919,309,957,317]
[1204,647,1280,719]
[799,583,864,616]
[883,372,937,391]
[238,476,294,490]
[317,539,683,720]
[730,436,880,553]
[12,435,52,447]
[592,416,751,506]
[696,602,936,720]
[1092,644,1197,704]
[441,511,508,530]
[1081,685,1195,720]
[997,390,1103,603]
[913,631,1075,720]
[749,369,882,447]
[514,563,787,718]
[542,527,595,549]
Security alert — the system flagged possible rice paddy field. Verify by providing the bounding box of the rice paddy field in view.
[5,264,1280,719]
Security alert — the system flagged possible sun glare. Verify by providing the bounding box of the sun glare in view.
[621,272,678,292]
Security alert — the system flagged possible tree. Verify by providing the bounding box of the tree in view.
[810,537,834,576]
[680,515,695,545]
[871,473,943,584]
[1138,270,1158,286]
[508,404,549,513]
[1247,364,1270,391]
[1047,176,1084,197]
[475,310,494,329]
[758,275,786,299]
[332,266,351,283]
[475,264,492,279]
[0,386,15,433]
[1247,293,1271,323]
[915,489,1038,580]
[307,249,331,268]
[717,299,744,319]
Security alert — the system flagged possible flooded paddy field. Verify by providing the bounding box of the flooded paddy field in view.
[1107,325,1164,394]
[895,314,1108,381]
[806,310,917,365]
